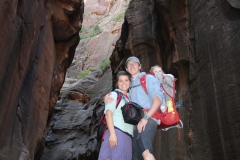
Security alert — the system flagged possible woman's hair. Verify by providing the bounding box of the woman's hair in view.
[150,65,164,73]
[115,71,131,88]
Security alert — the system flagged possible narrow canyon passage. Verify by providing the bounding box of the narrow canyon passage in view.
[0,0,240,160]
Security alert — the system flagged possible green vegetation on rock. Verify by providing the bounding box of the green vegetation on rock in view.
[112,12,124,21]
[76,59,110,79]
[77,68,94,79]
[98,59,110,71]
[80,24,102,39]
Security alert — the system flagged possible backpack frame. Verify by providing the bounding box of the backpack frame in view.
[140,74,183,131]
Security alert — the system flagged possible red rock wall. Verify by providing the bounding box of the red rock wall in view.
[0,0,83,159]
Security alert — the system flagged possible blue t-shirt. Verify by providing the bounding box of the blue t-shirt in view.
[129,72,164,109]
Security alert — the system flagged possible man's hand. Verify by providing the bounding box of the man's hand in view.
[137,118,148,133]
[104,92,113,104]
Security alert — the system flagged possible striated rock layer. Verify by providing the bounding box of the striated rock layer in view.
[189,1,240,160]
[0,0,84,159]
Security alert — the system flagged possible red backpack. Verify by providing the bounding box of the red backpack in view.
[140,74,183,132]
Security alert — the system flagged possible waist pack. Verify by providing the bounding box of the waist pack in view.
[121,102,144,125]
[156,109,180,130]
[145,107,183,131]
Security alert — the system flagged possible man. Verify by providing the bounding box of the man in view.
[105,56,164,160]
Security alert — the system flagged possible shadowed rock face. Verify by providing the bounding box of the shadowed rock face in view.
[41,69,113,160]
[0,0,84,159]
[189,1,240,160]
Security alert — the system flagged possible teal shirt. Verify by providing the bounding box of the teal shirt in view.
[104,89,133,136]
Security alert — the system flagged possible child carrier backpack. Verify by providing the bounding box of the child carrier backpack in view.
[140,74,183,132]
[97,91,122,141]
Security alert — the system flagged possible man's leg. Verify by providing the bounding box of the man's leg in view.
[140,119,158,160]
[142,150,156,160]
[132,126,143,160]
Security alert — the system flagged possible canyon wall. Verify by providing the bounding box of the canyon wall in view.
[189,0,240,159]
[1,0,240,159]
[0,0,84,159]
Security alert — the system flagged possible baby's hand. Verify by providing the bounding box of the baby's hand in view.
[104,93,113,104]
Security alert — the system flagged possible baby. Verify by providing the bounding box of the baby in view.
[150,65,164,75]
[150,65,166,84]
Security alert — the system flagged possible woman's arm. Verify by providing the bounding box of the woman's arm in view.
[105,110,117,147]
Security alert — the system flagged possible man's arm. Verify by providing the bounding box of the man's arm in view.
[103,92,113,104]
[137,95,161,133]
[147,75,164,104]
[145,75,164,117]
[145,95,161,117]
[137,75,163,133]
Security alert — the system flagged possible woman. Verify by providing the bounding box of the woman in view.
[98,71,133,160]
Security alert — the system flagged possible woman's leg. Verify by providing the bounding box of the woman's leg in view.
[112,129,132,160]
[98,130,111,160]
[98,129,132,160]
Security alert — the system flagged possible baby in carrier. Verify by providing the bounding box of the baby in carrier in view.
[150,65,176,113]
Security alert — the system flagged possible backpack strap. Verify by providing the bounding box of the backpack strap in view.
[161,78,177,104]
[161,75,177,99]
[128,74,148,94]
[114,90,130,107]
[161,83,174,100]
[99,91,123,125]
[129,84,141,92]
[114,91,123,108]
[161,75,176,89]
[140,74,148,94]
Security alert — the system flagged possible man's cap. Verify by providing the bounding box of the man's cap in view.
[125,56,141,66]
